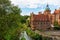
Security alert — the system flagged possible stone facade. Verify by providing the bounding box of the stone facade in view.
[30,5,60,30]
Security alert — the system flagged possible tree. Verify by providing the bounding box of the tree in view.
[0,0,11,16]
[54,21,60,30]
[0,0,22,40]
[54,21,59,27]
[20,15,29,23]
[21,37,26,40]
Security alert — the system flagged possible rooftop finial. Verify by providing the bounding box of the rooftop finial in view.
[47,4,49,7]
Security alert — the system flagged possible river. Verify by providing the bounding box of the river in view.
[19,31,32,40]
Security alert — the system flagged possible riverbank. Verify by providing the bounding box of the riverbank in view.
[35,30,60,40]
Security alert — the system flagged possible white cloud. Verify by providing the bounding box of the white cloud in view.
[10,0,60,8]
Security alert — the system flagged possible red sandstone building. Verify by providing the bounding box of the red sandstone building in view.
[30,5,60,30]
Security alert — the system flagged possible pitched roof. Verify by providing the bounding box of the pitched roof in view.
[33,14,50,22]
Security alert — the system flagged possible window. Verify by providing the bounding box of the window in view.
[41,22,43,25]
[38,22,39,24]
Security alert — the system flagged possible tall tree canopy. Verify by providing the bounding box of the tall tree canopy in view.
[0,0,22,40]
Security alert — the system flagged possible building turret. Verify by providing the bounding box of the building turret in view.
[44,4,51,15]
[45,4,51,11]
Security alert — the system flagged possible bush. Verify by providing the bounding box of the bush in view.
[54,27,60,30]
[26,28,42,40]
[21,37,26,40]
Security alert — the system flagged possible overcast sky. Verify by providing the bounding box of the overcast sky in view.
[10,0,60,15]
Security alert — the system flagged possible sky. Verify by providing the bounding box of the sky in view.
[10,0,60,15]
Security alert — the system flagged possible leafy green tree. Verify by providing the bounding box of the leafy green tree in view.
[20,15,29,23]
[0,0,22,40]
[21,37,26,40]
[26,28,42,40]
[54,21,60,30]
[0,0,10,15]
[54,21,59,27]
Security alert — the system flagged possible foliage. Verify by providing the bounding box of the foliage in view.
[42,37,53,40]
[54,21,60,30]
[26,28,42,40]
[54,27,60,30]
[54,21,59,27]
[0,0,22,40]
[26,17,30,27]
[21,37,26,40]
[20,15,29,23]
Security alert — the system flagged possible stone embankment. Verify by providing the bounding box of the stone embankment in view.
[35,30,60,40]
